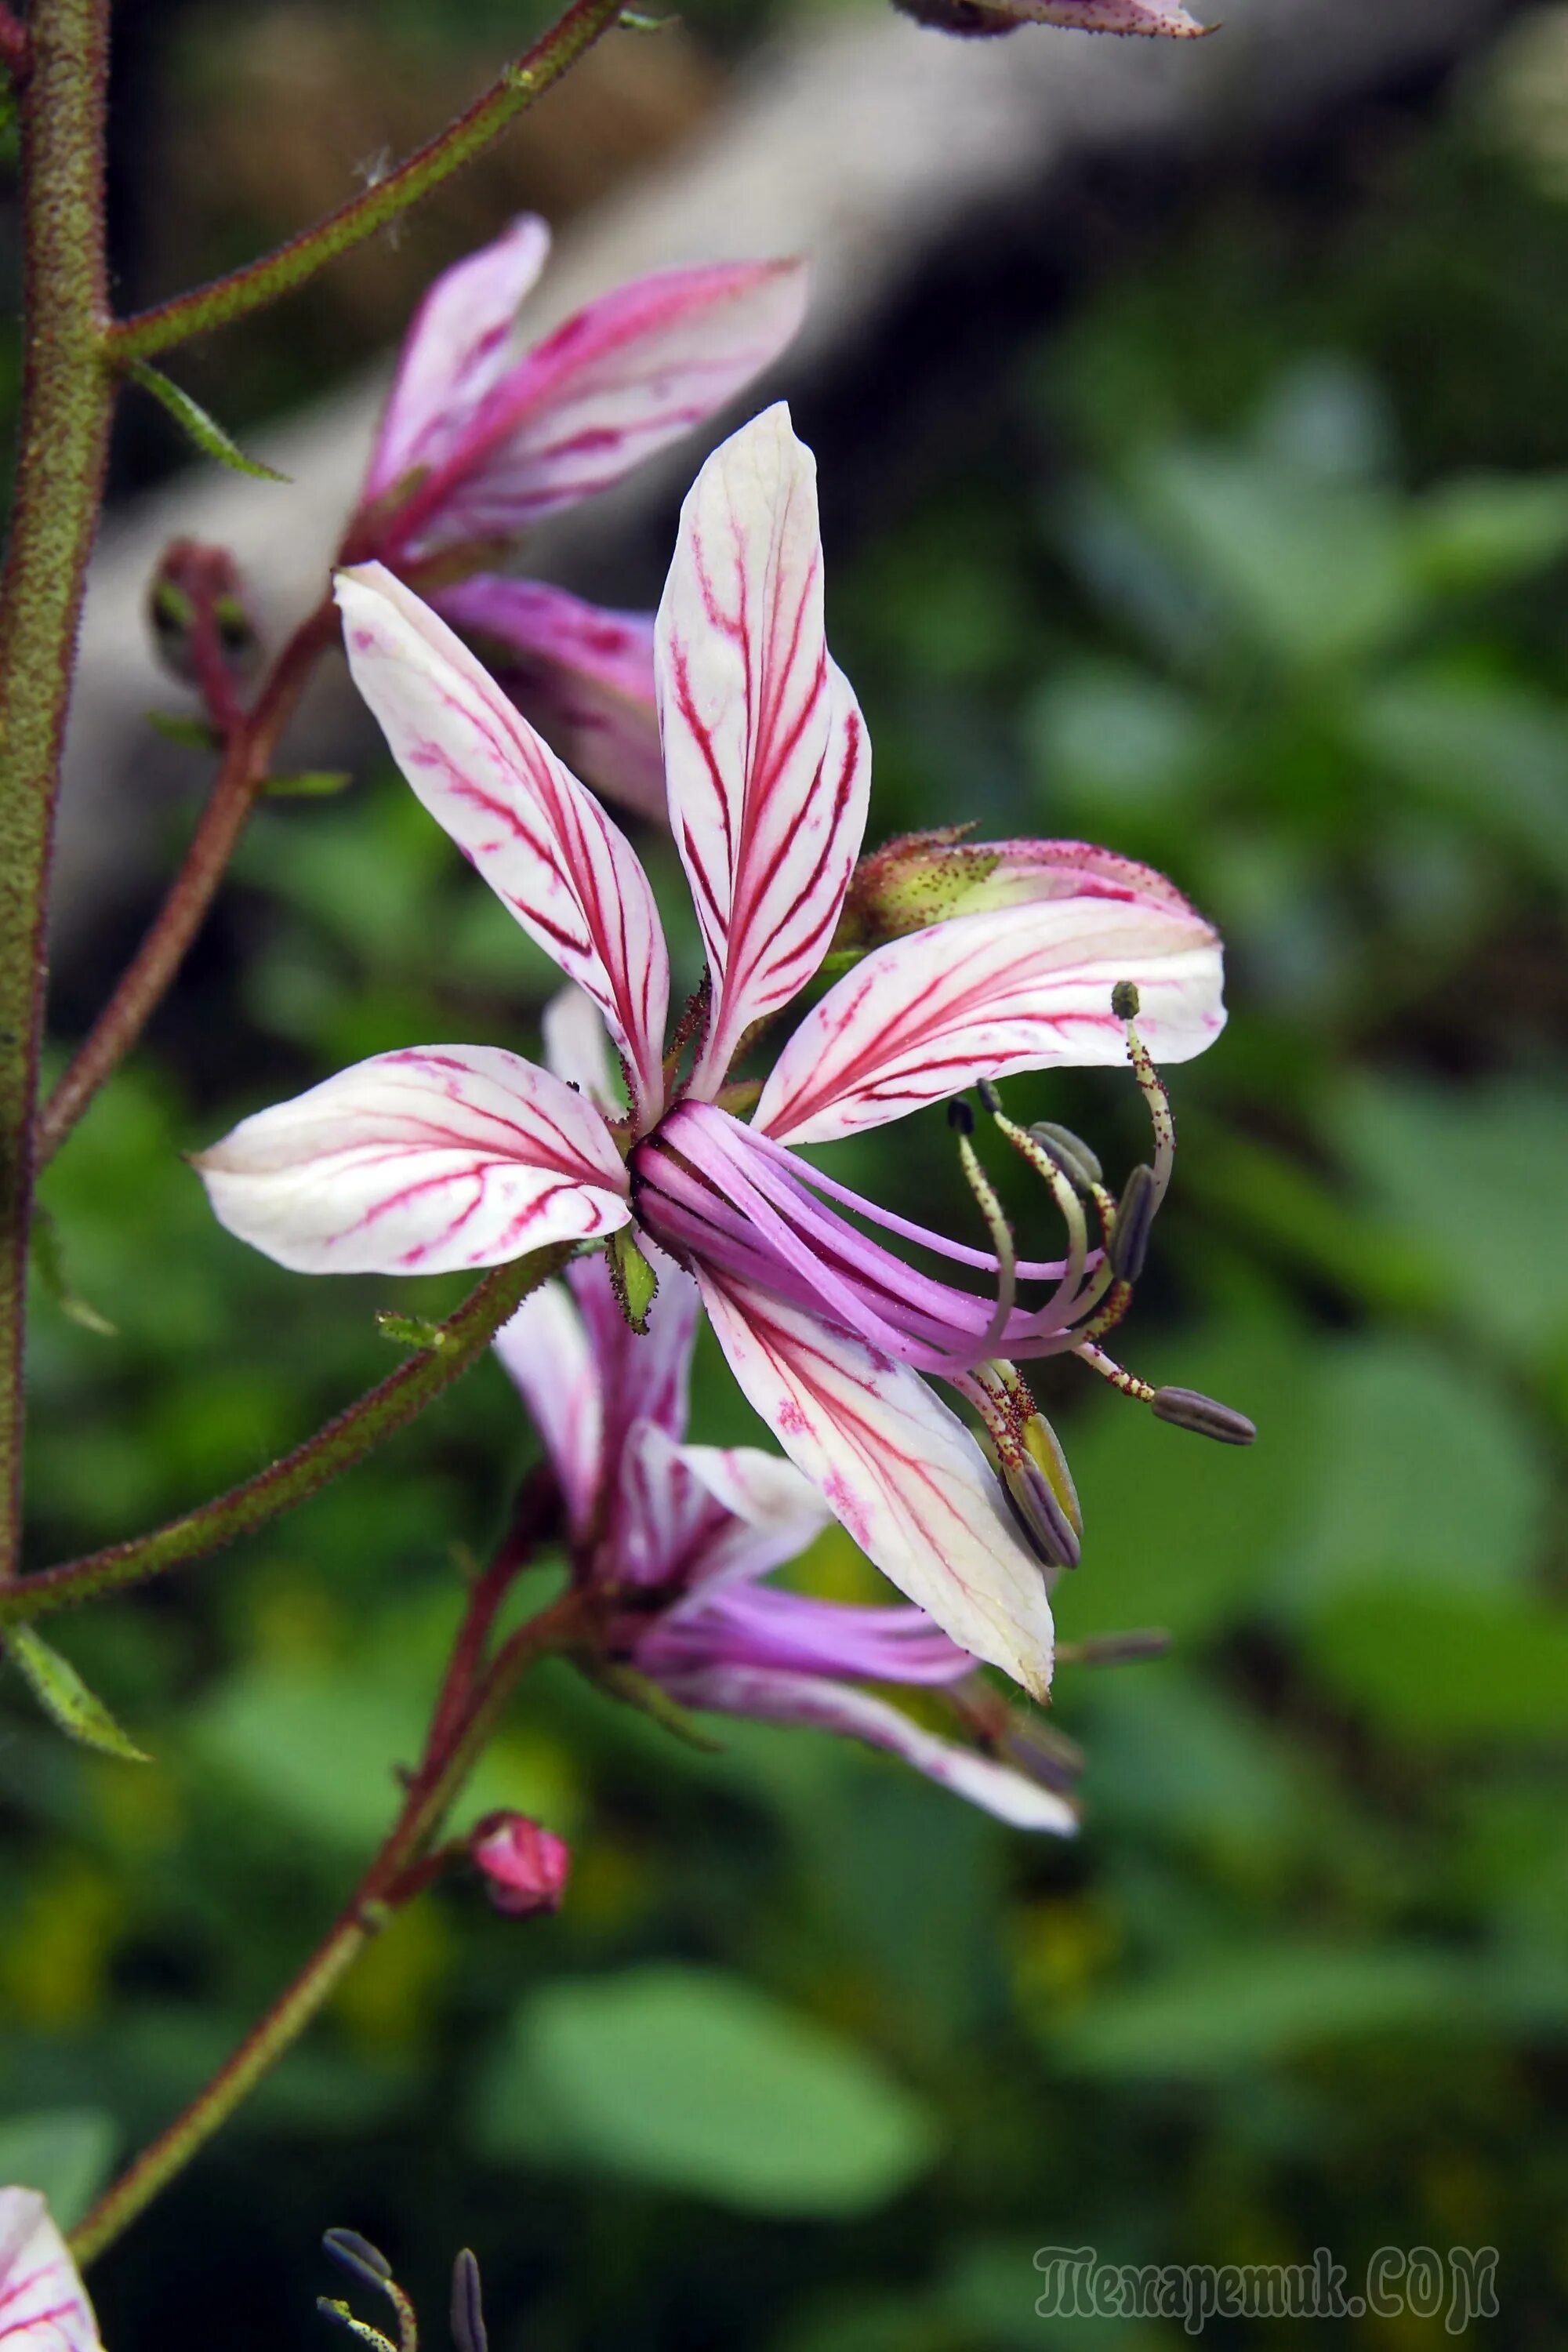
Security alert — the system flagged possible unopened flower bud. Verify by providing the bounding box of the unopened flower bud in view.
[1151,1387,1257,1446]
[148,539,259,692]
[1108,1163,1157,1283]
[1028,1120,1103,1192]
[472,1812,571,1916]
[451,2250,488,2352]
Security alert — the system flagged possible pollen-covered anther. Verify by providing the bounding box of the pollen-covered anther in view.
[960,1361,1083,1571]
[1107,1162,1157,1283]
[1151,1385,1258,1446]
[1028,1120,1103,1193]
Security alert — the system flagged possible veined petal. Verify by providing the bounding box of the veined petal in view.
[659,406,871,1094]
[694,1270,1056,1698]
[0,2189,104,2352]
[194,1045,629,1275]
[364,216,552,503]
[612,1418,734,1588]
[437,577,664,822]
[337,565,670,1118]
[493,1280,603,1536]
[401,258,808,552]
[568,1243,699,1465]
[542,983,623,1115]
[661,1666,1078,1832]
[668,1440,829,1592]
[756,897,1225,1146]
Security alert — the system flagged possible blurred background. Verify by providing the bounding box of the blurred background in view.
[2,0,1566,2344]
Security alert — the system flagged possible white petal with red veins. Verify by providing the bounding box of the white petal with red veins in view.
[669,1440,829,1593]
[661,1666,1078,1831]
[659,406,871,1094]
[364,215,551,503]
[403,258,809,552]
[337,566,670,1119]
[755,897,1225,1146]
[542,984,622,1115]
[195,1045,630,1275]
[0,2189,104,2352]
[693,1270,1056,1699]
[493,1280,604,1537]
[437,577,664,822]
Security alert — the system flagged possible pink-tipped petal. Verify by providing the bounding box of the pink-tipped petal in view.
[400,257,809,552]
[437,578,665,822]
[365,216,552,503]
[756,898,1225,1147]
[0,2190,104,2352]
[337,565,670,1120]
[494,1279,604,1536]
[662,1666,1078,1831]
[693,1270,1056,1698]
[194,1045,630,1275]
[659,407,871,1092]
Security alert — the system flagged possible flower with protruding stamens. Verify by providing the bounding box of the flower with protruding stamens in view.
[198,405,1232,1700]
[0,2189,104,2352]
[495,1239,1077,1831]
[348,216,808,817]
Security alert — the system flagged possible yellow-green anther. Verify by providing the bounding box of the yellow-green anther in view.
[1019,1398,1083,1540]
[1151,1386,1258,1446]
[1028,1120,1103,1192]
[1108,1162,1157,1283]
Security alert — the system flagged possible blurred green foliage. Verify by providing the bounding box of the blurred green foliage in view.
[4,50,1568,2352]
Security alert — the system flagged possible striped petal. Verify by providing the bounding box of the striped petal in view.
[194,1045,629,1275]
[542,983,622,1115]
[364,215,552,503]
[660,1666,1078,1832]
[694,1269,1056,1699]
[438,577,664,822]
[612,1420,816,1592]
[337,565,670,1120]
[493,1279,604,1536]
[0,2190,104,2352]
[398,258,808,554]
[755,897,1225,1147]
[659,406,871,1094]
[568,1243,699,1468]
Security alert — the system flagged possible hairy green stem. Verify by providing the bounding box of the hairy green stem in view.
[111,0,626,364]
[71,1575,591,2268]
[0,1246,571,1628]
[0,0,114,1577]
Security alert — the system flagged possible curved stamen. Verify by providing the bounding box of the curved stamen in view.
[949,1100,1015,1356]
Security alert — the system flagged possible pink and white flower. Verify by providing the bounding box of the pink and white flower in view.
[349,216,808,816]
[496,1244,1077,1831]
[0,2190,103,2352]
[198,405,1227,1700]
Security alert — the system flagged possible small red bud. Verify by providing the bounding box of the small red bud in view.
[471,1812,571,1917]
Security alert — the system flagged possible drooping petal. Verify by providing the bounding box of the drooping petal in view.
[642,1581,968,1683]
[568,1244,700,1468]
[664,1440,829,1591]
[437,577,664,822]
[612,1420,735,1589]
[755,897,1225,1147]
[397,258,809,554]
[194,1046,629,1275]
[659,406,871,1094]
[337,565,670,1119]
[542,983,622,1115]
[364,216,552,504]
[493,1280,604,1535]
[660,1666,1078,1831]
[0,2189,105,2352]
[693,1269,1057,1698]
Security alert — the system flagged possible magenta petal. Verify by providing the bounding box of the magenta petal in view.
[437,577,664,822]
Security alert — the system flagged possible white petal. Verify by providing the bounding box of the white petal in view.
[693,1269,1056,1699]
[756,898,1225,1146]
[659,406,870,1093]
[542,984,622,1116]
[663,1666,1078,1832]
[0,2189,104,2352]
[402,258,808,551]
[670,1441,829,1592]
[365,216,551,501]
[336,565,670,1120]
[195,1045,630,1275]
[493,1280,603,1535]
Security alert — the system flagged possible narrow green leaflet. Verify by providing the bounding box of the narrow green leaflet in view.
[5,1625,150,1761]
[264,771,354,798]
[125,357,289,481]
[30,1207,118,1337]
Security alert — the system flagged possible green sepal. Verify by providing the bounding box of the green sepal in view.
[30,1208,118,1338]
[125,358,289,481]
[375,1309,449,1352]
[5,1626,150,1762]
[606,1226,658,1335]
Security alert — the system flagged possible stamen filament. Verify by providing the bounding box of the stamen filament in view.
[1075,1341,1156,1403]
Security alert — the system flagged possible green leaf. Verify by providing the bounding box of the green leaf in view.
[476,1965,940,2214]
[1348,675,1568,886]
[1301,1583,1568,1743]
[0,2110,117,2229]
[1406,471,1568,595]
[30,1207,118,1336]
[125,358,289,481]
[263,770,354,799]
[5,1625,150,1761]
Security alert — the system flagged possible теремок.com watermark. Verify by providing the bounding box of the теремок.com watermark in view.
[1033,2246,1500,2335]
